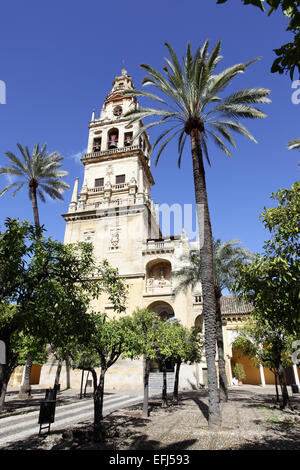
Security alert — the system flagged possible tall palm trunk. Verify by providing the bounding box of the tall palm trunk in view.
[190,126,221,428]
[215,286,228,402]
[19,182,40,399]
[30,180,40,228]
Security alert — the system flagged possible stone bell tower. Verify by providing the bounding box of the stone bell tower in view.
[62,69,160,276]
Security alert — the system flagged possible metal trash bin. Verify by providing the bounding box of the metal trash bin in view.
[45,388,57,401]
[38,388,57,434]
[291,384,299,394]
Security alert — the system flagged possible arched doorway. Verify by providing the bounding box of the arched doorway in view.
[147,300,174,321]
[147,301,175,376]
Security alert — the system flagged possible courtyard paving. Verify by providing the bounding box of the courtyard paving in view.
[1,385,299,450]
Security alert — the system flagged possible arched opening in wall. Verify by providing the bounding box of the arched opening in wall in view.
[124,132,133,147]
[147,300,174,321]
[93,136,102,152]
[231,340,276,385]
[195,314,203,333]
[146,259,172,292]
[147,300,175,373]
[108,128,119,149]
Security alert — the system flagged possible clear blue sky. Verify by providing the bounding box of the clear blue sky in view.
[0,0,298,254]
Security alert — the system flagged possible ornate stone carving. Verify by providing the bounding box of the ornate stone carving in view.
[110,228,121,250]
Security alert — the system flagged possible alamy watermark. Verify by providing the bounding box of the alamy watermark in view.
[94,201,204,247]
[0,80,6,104]
[291,80,300,104]
[0,340,5,364]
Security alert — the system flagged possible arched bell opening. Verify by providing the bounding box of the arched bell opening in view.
[108,128,119,149]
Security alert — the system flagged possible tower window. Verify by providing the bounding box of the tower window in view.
[95,178,104,188]
[108,128,119,149]
[115,174,125,184]
[93,137,102,152]
[124,132,133,147]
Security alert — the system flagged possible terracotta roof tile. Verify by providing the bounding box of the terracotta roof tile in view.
[220,295,252,315]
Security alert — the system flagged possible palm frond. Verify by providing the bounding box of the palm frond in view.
[207,130,232,158]
[123,40,269,171]
[154,128,182,166]
[0,181,22,197]
[287,139,300,150]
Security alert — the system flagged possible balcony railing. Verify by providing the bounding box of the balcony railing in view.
[89,186,104,193]
[84,145,141,160]
[142,239,174,253]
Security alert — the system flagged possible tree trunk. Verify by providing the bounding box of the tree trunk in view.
[189,127,221,428]
[274,372,280,402]
[30,182,40,229]
[65,357,71,389]
[173,359,181,404]
[215,288,228,402]
[143,357,150,418]
[93,368,105,442]
[54,358,63,391]
[0,365,10,412]
[161,359,168,408]
[20,183,40,399]
[278,363,291,409]
[84,371,90,397]
[19,355,32,399]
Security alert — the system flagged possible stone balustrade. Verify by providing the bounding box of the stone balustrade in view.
[83,145,141,160]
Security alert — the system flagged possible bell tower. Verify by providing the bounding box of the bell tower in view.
[62,69,160,275]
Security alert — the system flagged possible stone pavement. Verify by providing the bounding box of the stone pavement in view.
[1,384,300,450]
[3,384,143,418]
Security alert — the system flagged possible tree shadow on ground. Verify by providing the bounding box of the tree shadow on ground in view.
[232,420,300,450]
[227,388,300,411]
[1,411,197,451]
[178,391,209,422]
[2,390,113,415]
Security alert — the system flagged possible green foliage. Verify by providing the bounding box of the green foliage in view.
[131,308,164,360]
[12,332,47,366]
[173,238,253,294]
[0,218,128,381]
[234,317,295,371]
[233,362,246,381]
[234,183,300,335]
[69,313,136,373]
[217,0,300,78]
[131,308,203,364]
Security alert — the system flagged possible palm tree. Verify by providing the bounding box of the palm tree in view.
[0,143,70,228]
[124,42,270,427]
[173,239,253,401]
[0,142,70,397]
